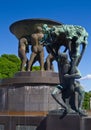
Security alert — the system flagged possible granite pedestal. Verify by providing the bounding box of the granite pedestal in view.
[0,71,91,130]
[80,116,91,130]
[0,71,60,130]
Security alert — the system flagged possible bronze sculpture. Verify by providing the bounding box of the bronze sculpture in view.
[51,53,87,116]
[41,24,88,75]
[10,19,61,71]
[41,24,88,116]
[18,37,29,71]
[42,24,88,116]
[27,26,44,71]
[10,19,88,116]
[44,53,54,71]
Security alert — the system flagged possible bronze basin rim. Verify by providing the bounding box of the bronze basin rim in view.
[9,18,63,40]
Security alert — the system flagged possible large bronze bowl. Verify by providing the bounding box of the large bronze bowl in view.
[10,18,62,43]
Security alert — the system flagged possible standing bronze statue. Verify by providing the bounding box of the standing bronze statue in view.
[27,26,44,71]
[18,37,29,71]
[44,53,54,71]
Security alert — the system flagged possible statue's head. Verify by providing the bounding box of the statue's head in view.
[42,24,50,32]
[43,24,48,29]
[60,53,68,59]
[36,26,43,33]
[59,53,69,64]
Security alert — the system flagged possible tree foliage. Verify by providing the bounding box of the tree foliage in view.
[32,66,40,71]
[83,92,91,110]
[0,54,41,79]
[0,54,20,79]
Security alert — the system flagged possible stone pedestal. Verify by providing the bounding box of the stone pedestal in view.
[0,71,60,114]
[46,114,80,130]
[0,71,60,130]
[80,116,91,130]
[0,71,91,130]
[37,114,91,130]
[7,85,60,113]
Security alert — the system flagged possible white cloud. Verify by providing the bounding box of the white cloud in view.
[79,74,91,80]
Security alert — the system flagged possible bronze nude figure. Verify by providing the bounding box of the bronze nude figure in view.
[27,26,44,71]
[18,37,29,71]
[51,53,87,116]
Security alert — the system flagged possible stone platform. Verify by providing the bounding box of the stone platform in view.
[0,71,60,86]
[0,114,90,130]
[0,71,59,130]
[0,71,91,130]
[45,114,91,130]
[0,71,60,114]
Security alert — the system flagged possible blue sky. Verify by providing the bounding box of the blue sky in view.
[0,0,91,91]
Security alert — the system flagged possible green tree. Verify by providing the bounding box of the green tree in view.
[83,92,91,110]
[32,66,40,71]
[0,54,20,79]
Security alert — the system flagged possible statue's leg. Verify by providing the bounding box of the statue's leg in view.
[68,92,77,112]
[20,51,27,71]
[27,52,37,71]
[51,86,68,110]
[75,85,87,116]
[50,63,54,71]
[25,59,29,71]
[69,41,81,74]
[70,56,78,73]
[75,86,84,110]
[50,55,55,71]
[39,51,44,71]
[46,54,51,71]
